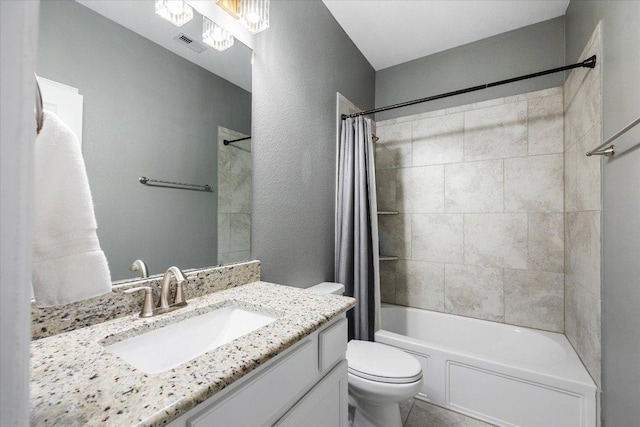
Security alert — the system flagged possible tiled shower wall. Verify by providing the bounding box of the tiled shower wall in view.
[376,87,565,332]
[218,127,252,265]
[564,24,602,386]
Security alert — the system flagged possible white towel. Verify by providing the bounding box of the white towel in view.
[32,110,111,307]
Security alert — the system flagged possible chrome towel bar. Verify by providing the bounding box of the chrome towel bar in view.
[139,176,212,192]
[586,117,640,157]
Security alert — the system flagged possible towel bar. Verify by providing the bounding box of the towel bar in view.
[586,117,640,157]
[139,176,212,192]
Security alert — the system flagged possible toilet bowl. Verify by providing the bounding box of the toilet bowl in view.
[308,282,423,427]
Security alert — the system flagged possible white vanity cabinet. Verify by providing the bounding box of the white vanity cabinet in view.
[168,316,349,427]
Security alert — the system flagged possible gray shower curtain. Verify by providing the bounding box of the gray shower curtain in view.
[336,116,380,341]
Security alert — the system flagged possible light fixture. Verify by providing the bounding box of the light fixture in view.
[238,0,270,34]
[202,17,235,52]
[155,0,194,27]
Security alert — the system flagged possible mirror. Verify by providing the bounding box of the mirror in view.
[37,0,252,282]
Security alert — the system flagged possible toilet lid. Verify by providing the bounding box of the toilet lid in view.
[347,340,422,384]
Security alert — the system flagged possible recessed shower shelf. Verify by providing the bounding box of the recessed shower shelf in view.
[377,211,399,215]
[379,255,399,261]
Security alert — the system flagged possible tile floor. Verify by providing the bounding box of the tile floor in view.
[400,399,496,427]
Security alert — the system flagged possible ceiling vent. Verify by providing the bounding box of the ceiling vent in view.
[172,33,207,53]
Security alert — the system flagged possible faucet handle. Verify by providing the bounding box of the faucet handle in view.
[124,286,155,318]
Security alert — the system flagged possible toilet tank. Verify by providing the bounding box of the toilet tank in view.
[307,282,345,295]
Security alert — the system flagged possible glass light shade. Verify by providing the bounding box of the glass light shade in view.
[238,0,270,34]
[202,17,235,52]
[155,0,194,27]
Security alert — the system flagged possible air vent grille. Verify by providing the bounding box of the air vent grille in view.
[172,33,207,54]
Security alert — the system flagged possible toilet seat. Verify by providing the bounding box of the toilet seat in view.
[347,340,422,384]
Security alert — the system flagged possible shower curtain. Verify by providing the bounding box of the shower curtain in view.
[335,116,380,341]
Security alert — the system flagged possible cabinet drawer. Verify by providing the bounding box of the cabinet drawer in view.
[188,340,315,427]
[318,318,347,372]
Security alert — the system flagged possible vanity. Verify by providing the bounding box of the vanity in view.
[30,280,355,426]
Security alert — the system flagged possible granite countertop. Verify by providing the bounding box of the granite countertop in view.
[30,281,356,426]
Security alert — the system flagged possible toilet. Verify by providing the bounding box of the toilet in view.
[308,282,423,427]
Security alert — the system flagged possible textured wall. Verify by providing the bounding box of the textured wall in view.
[38,0,251,280]
[376,87,565,332]
[565,2,640,423]
[375,17,565,121]
[252,0,375,287]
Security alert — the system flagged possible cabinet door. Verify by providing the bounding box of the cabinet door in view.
[275,360,348,427]
[187,340,316,427]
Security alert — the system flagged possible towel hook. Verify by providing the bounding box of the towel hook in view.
[35,74,44,134]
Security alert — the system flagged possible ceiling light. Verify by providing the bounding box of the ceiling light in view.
[202,17,235,51]
[238,0,269,34]
[155,0,194,27]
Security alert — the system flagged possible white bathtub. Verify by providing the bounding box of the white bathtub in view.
[375,304,596,427]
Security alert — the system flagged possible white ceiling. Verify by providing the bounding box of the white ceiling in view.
[76,1,253,92]
[322,0,570,71]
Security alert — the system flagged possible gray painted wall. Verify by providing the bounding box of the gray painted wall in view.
[252,0,375,287]
[375,17,565,121]
[565,2,640,425]
[37,0,251,280]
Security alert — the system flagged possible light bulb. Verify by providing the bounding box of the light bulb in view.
[202,16,234,51]
[155,0,193,27]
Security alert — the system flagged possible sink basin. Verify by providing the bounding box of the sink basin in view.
[105,306,277,374]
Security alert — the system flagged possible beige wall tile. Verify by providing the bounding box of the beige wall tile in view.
[575,124,602,211]
[412,113,464,166]
[503,86,563,104]
[396,260,445,311]
[528,213,564,273]
[564,32,601,148]
[217,213,230,253]
[229,213,251,252]
[218,250,251,265]
[565,278,602,386]
[378,214,411,259]
[412,214,464,264]
[445,264,504,321]
[504,269,564,332]
[445,160,503,213]
[464,101,528,161]
[375,122,412,169]
[528,94,564,155]
[563,24,602,388]
[564,143,578,212]
[397,165,445,213]
[464,214,528,269]
[504,154,563,213]
[566,211,601,298]
[375,169,396,212]
[379,261,396,304]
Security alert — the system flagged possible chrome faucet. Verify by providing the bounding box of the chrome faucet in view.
[125,266,188,318]
[130,259,149,278]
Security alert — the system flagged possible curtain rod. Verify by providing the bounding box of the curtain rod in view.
[223,136,251,145]
[342,55,596,119]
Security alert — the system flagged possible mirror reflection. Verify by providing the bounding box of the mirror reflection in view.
[37,0,252,282]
